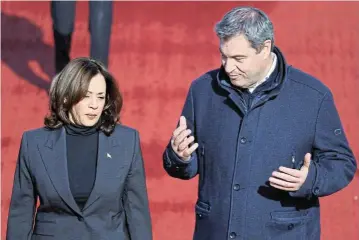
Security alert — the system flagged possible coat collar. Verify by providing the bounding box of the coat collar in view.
[215,46,289,114]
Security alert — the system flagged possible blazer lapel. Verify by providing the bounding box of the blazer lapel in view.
[82,131,121,211]
[38,128,82,215]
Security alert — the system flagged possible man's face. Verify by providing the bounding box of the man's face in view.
[220,34,271,89]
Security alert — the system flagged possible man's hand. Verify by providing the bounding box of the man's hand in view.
[171,116,198,161]
[269,153,312,191]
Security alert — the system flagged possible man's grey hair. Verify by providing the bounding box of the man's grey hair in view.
[215,7,274,52]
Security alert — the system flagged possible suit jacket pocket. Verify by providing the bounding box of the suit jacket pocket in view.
[265,210,310,240]
[33,221,56,237]
[108,210,125,230]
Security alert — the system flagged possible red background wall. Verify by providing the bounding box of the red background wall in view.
[1,1,358,239]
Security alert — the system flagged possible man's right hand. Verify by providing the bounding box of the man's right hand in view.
[171,116,199,161]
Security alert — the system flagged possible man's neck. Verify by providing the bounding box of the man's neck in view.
[248,53,276,93]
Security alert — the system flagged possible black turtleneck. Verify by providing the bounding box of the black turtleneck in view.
[64,124,99,210]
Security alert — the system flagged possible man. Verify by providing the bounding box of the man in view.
[163,6,357,240]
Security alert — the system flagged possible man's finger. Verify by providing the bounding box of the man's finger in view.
[183,143,199,157]
[178,136,195,152]
[269,177,297,188]
[278,166,302,178]
[172,124,187,138]
[173,129,192,146]
[272,171,300,183]
[179,116,187,128]
[269,182,296,191]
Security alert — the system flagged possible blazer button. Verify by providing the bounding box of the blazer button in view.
[78,216,84,222]
[240,137,247,144]
[314,187,320,195]
[233,184,240,191]
[229,232,237,239]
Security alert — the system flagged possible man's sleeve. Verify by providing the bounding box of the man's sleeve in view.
[290,92,357,198]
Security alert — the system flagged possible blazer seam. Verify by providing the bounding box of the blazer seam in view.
[131,130,138,166]
[312,92,329,148]
[23,132,35,183]
[124,130,138,193]
[287,77,327,96]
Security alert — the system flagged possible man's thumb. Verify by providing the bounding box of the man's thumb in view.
[302,153,312,169]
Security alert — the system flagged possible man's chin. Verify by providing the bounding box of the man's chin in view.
[230,79,248,89]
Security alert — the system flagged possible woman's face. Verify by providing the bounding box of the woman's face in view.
[69,73,107,127]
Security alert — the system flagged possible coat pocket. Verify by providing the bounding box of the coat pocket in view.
[195,200,211,219]
[193,200,211,240]
[265,210,310,240]
[33,220,56,237]
[108,210,126,230]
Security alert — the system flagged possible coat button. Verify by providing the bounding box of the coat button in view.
[229,232,237,239]
[314,187,319,195]
[78,216,84,222]
[197,213,203,218]
[240,137,247,144]
[233,184,240,191]
[288,223,294,230]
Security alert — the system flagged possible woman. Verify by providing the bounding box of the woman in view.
[6,58,152,240]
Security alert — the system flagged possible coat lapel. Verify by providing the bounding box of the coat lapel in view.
[228,92,247,116]
[38,128,82,215]
[82,131,121,211]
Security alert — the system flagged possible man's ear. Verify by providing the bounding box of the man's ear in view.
[260,40,272,58]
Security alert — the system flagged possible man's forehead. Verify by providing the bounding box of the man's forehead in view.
[219,35,255,55]
[220,43,250,56]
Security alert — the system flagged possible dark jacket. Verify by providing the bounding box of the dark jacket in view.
[163,47,357,240]
[7,125,152,240]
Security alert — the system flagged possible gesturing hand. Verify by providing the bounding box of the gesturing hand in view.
[269,153,312,191]
[171,116,199,161]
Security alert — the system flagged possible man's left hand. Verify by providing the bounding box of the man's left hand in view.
[269,153,311,191]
